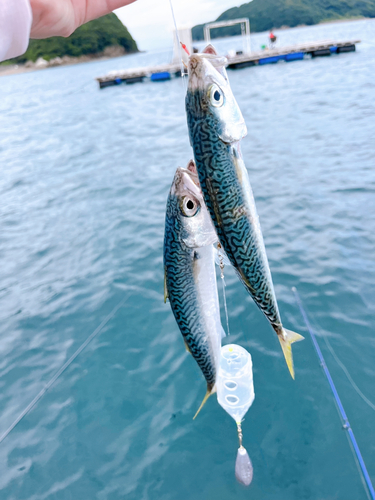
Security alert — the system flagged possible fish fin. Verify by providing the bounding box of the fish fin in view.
[193,386,214,420]
[278,329,304,379]
[184,340,192,355]
[214,244,232,268]
[202,44,217,55]
[164,268,169,303]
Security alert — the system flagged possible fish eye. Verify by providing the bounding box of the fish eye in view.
[209,84,224,107]
[181,196,200,217]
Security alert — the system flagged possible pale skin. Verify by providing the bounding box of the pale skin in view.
[30,0,136,39]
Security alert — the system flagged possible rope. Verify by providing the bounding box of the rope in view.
[0,295,129,445]
[292,287,375,500]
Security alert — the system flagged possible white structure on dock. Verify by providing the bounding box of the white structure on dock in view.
[203,18,251,54]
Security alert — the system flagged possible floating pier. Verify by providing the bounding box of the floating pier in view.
[226,39,359,69]
[96,62,183,88]
[96,39,360,89]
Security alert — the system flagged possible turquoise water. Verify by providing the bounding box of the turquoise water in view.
[1,19,374,499]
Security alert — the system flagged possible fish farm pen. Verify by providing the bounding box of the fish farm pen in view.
[96,39,360,89]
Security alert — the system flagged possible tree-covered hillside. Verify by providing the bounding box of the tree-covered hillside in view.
[7,13,138,64]
[192,0,375,39]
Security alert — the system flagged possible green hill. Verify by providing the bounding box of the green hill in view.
[6,13,138,64]
[192,0,375,40]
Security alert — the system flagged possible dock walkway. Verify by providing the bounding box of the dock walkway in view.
[96,39,360,89]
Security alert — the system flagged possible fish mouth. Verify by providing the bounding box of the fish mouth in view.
[188,54,227,73]
[171,165,201,200]
[188,54,227,90]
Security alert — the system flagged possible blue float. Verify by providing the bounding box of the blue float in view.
[151,72,171,82]
[330,46,338,53]
[285,52,304,61]
[258,55,282,65]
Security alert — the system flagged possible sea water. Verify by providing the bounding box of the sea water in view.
[0,19,374,500]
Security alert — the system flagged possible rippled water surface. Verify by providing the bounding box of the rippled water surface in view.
[1,19,374,500]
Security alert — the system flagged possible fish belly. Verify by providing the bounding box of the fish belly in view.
[165,238,220,388]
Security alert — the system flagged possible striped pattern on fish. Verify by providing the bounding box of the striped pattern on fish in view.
[185,46,303,378]
[187,102,280,330]
[164,164,222,407]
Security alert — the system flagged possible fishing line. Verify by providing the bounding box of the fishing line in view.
[0,294,129,445]
[322,334,375,412]
[221,275,230,336]
[217,243,231,336]
[295,292,375,413]
[168,0,187,90]
[292,287,375,500]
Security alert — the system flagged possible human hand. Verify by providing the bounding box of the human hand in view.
[30,0,136,39]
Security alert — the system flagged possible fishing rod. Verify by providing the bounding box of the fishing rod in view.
[292,286,375,500]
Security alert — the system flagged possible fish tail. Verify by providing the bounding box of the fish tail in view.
[277,328,304,379]
[193,384,215,420]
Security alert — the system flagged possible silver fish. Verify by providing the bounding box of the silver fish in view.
[185,45,303,378]
[163,160,224,417]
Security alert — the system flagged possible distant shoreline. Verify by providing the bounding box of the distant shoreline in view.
[1,16,371,78]
[0,55,122,77]
[192,16,371,40]
[319,15,372,26]
[0,50,137,78]
[274,15,372,31]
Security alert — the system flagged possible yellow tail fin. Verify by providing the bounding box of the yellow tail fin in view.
[278,329,304,379]
[193,389,212,420]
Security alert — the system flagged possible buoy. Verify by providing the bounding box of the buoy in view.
[150,72,171,82]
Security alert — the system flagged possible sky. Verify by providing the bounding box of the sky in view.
[115,0,243,51]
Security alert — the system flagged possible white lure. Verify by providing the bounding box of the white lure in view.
[216,344,255,486]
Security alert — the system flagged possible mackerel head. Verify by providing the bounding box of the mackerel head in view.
[185,44,249,241]
[186,45,247,145]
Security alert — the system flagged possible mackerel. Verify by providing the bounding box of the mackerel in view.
[164,161,224,417]
[185,45,303,378]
